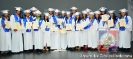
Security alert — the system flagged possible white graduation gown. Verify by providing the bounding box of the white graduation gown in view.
[0,19,11,51]
[90,19,99,48]
[0,18,1,51]
[74,20,81,46]
[60,18,67,49]
[33,19,43,49]
[10,15,23,52]
[22,18,33,50]
[80,18,89,46]
[41,20,51,47]
[118,16,132,48]
[66,18,75,48]
[49,16,60,49]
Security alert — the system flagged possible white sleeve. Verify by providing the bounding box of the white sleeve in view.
[10,15,15,30]
[40,20,46,32]
[0,18,1,30]
[125,16,132,31]
[72,19,75,31]
[21,19,26,33]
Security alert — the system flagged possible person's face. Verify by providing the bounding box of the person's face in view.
[121,12,126,17]
[32,10,35,14]
[55,12,58,16]
[89,14,94,18]
[16,10,20,15]
[67,14,70,18]
[76,15,79,19]
[72,10,76,14]
[109,13,114,17]
[4,13,8,17]
[83,14,86,17]
[25,13,30,17]
[101,11,105,15]
[61,13,65,16]
[45,16,48,20]
[36,14,40,17]
[49,11,53,15]
[95,14,99,18]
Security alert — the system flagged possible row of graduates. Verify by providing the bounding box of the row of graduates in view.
[0,6,132,54]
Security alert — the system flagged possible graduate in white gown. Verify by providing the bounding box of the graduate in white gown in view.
[50,9,61,50]
[33,10,43,52]
[70,6,77,19]
[85,8,92,17]
[65,11,75,50]
[108,10,119,29]
[81,10,89,49]
[41,13,51,51]
[10,7,23,53]
[118,8,132,51]
[60,11,67,50]
[74,12,82,50]
[30,7,38,49]
[22,9,33,51]
[99,7,108,29]
[0,15,2,52]
[84,12,98,48]
[0,10,11,54]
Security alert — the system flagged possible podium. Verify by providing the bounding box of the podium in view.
[98,28,118,52]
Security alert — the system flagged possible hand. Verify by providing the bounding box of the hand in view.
[121,26,125,28]
[38,26,41,29]
[9,28,11,30]
[59,28,62,30]
[80,29,82,31]
[14,29,17,32]
[53,22,56,24]
[2,24,6,26]
[53,31,55,32]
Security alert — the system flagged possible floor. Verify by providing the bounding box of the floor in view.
[0,41,133,59]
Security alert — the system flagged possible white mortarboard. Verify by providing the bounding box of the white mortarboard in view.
[119,8,128,12]
[86,8,92,12]
[99,7,107,11]
[75,12,80,15]
[48,8,54,11]
[1,10,9,14]
[15,7,22,11]
[24,9,30,13]
[108,10,115,13]
[44,13,49,16]
[30,7,37,11]
[35,10,41,14]
[54,9,60,12]
[66,11,70,14]
[94,10,101,14]
[82,10,87,14]
[89,12,94,15]
[71,6,77,10]
[61,11,65,14]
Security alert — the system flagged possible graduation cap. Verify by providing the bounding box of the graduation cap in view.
[86,8,92,13]
[94,10,101,14]
[35,10,41,14]
[82,10,87,14]
[24,9,30,13]
[54,9,60,12]
[1,10,9,14]
[89,12,94,15]
[61,11,65,14]
[48,8,54,11]
[44,13,49,16]
[119,8,128,12]
[30,7,38,11]
[71,6,77,10]
[75,12,80,15]
[108,10,115,14]
[15,7,22,11]
[99,7,107,11]
[66,11,70,14]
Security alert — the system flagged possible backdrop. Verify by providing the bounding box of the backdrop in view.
[0,0,127,16]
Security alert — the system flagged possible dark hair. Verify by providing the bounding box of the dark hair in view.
[81,14,87,19]
[43,15,49,22]
[100,11,107,15]
[94,14,101,22]
[75,15,81,23]
[109,13,117,23]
